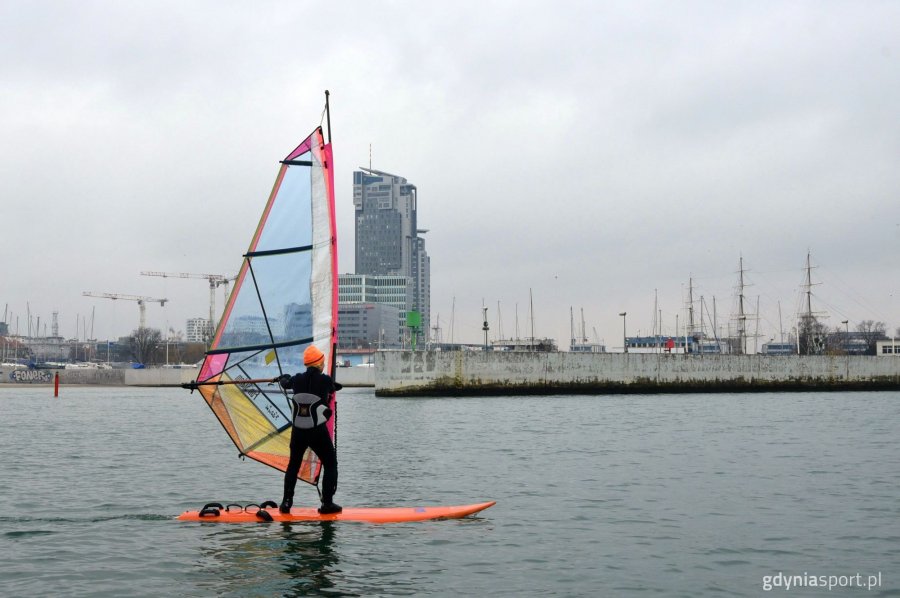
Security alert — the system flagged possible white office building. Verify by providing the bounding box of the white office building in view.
[186,318,210,343]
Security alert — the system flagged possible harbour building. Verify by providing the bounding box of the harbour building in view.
[337,303,402,349]
[186,318,210,343]
[352,167,430,345]
[338,274,411,348]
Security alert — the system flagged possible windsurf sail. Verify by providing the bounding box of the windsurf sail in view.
[189,94,337,488]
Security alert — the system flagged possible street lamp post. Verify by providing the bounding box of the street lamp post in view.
[842,320,849,353]
[619,312,627,353]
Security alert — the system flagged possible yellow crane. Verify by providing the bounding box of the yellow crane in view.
[82,293,168,330]
[140,271,235,336]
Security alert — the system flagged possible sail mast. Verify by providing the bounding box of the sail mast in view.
[325,90,332,143]
[325,89,337,381]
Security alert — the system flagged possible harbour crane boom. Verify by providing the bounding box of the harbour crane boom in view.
[140,271,236,340]
[82,292,168,330]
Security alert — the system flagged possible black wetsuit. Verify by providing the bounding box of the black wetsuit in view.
[279,367,342,505]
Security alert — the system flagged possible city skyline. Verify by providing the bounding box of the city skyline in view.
[2,2,897,349]
[4,248,896,349]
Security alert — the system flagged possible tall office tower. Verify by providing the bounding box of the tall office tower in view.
[353,167,430,341]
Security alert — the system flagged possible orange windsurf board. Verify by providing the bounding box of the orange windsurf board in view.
[177,501,496,523]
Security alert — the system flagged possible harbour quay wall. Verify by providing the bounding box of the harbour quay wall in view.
[0,368,197,386]
[334,366,375,387]
[374,351,900,396]
[1,365,376,387]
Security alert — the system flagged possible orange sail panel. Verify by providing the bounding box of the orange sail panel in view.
[195,126,337,487]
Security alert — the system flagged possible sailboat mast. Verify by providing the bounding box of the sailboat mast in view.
[737,257,746,355]
[450,296,455,344]
[805,251,813,319]
[570,307,575,350]
[515,303,519,342]
[700,295,706,340]
[754,296,760,354]
[799,251,823,355]
[688,277,695,336]
[653,289,658,351]
[713,296,718,344]
[529,288,535,351]
[482,305,489,350]
[778,301,784,343]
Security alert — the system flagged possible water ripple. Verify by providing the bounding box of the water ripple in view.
[1,388,899,597]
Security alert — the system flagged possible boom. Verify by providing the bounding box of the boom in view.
[82,292,168,330]
[141,271,235,342]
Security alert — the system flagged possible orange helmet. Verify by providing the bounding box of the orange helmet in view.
[303,344,325,368]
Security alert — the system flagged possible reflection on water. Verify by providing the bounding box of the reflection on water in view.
[197,521,357,597]
[278,522,351,598]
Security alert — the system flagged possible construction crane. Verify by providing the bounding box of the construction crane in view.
[82,293,168,330]
[140,271,235,334]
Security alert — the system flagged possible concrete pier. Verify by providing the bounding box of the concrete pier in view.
[375,350,900,396]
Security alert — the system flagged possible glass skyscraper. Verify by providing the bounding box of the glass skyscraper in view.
[352,167,430,342]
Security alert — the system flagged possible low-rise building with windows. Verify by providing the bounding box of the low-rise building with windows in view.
[337,303,402,349]
[876,340,900,355]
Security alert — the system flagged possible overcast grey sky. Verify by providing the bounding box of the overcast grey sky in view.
[2,1,898,350]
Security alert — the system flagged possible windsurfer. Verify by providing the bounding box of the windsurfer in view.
[277,345,343,515]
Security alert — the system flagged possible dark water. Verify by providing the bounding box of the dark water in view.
[0,386,898,597]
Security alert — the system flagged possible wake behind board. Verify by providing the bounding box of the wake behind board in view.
[178,501,496,524]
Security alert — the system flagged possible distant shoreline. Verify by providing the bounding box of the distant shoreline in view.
[0,364,375,388]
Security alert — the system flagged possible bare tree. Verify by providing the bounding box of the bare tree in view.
[128,327,162,365]
[824,331,846,355]
[856,320,887,355]
[182,343,208,365]
[798,315,828,355]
